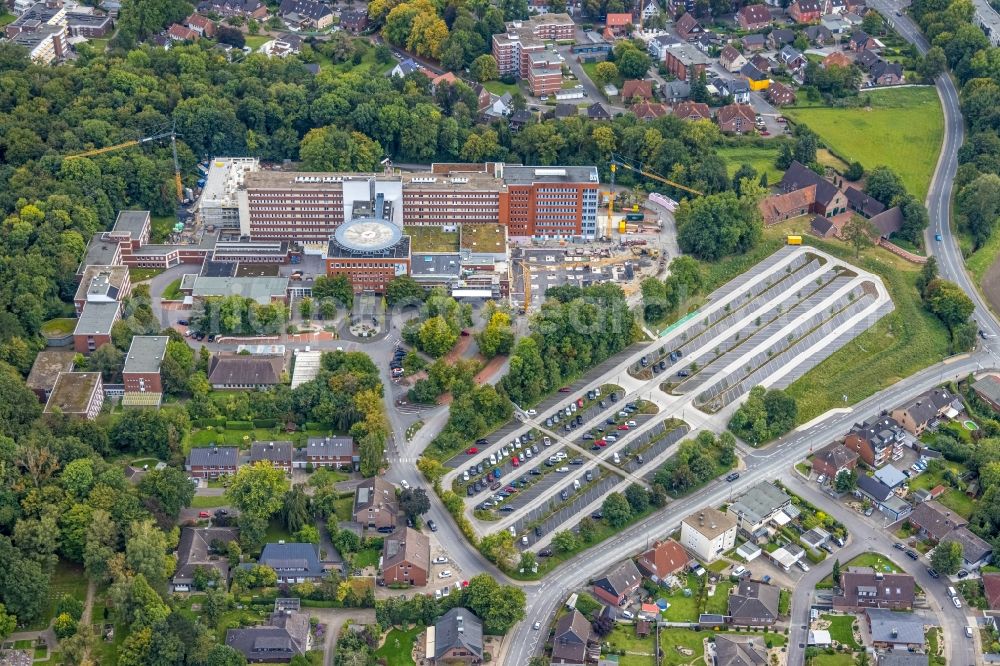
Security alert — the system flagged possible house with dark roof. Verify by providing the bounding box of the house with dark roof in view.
[551,609,592,665]
[353,477,398,531]
[553,103,578,119]
[593,559,642,605]
[845,186,887,218]
[340,9,368,32]
[865,608,925,649]
[856,474,893,504]
[728,481,792,537]
[226,608,311,663]
[845,415,907,467]
[789,0,823,23]
[737,4,772,30]
[277,0,332,29]
[907,501,967,541]
[848,29,877,51]
[588,103,612,120]
[716,103,757,134]
[250,441,293,473]
[768,28,795,49]
[890,387,960,436]
[207,354,284,389]
[811,442,860,480]
[871,59,904,85]
[805,24,834,44]
[972,374,1000,412]
[635,539,689,581]
[259,542,326,583]
[382,527,430,587]
[833,568,915,611]
[719,44,748,73]
[778,161,849,217]
[728,580,780,626]
[779,45,807,71]
[949,526,992,569]
[186,446,239,479]
[877,654,929,666]
[714,634,768,666]
[982,572,1000,610]
[742,33,767,51]
[811,215,837,238]
[172,526,239,592]
[661,79,690,103]
[431,608,483,664]
[674,12,701,39]
[870,206,904,238]
[767,80,795,106]
[715,77,751,103]
[301,436,357,470]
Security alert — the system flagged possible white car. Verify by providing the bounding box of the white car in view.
[733,565,747,577]
[626,420,637,427]
[435,589,442,599]
[533,621,542,630]
[621,610,634,619]
[796,561,810,572]
[401,480,410,490]
[439,570,453,579]
[462,472,469,482]
[556,466,569,473]
[952,597,962,608]
[433,556,449,564]
[527,409,537,416]
[543,437,551,446]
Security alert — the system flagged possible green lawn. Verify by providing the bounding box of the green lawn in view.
[660,574,704,621]
[40,318,76,336]
[966,223,1000,287]
[717,144,786,186]
[821,614,861,649]
[190,494,230,509]
[810,653,856,666]
[937,488,976,518]
[264,518,293,545]
[704,580,733,614]
[0,11,16,26]
[783,87,943,201]
[128,267,164,281]
[763,223,951,423]
[606,625,656,666]
[333,496,354,522]
[819,552,900,587]
[244,34,270,50]
[582,60,621,90]
[404,226,460,253]
[908,460,965,492]
[353,547,380,568]
[162,278,183,301]
[484,80,522,96]
[26,561,89,631]
[375,625,423,666]
[658,628,707,666]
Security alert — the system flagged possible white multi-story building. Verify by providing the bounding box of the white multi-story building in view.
[680,507,737,562]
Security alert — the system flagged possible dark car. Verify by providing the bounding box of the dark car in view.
[927,567,940,578]
[570,458,583,465]
[591,511,603,520]
[957,569,970,578]
[583,433,594,440]
[178,319,189,326]
[610,393,618,402]
[499,506,514,513]
[475,438,489,446]
[467,485,474,496]
[677,370,689,378]
[658,360,666,370]
[376,526,396,533]
[893,543,905,551]
[905,549,919,560]
[426,520,438,532]
[530,469,541,475]
[726,472,740,482]
[534,526,543,537]
[538,548,553,557]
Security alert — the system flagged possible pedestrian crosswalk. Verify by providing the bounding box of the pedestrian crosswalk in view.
[396,403,427,414]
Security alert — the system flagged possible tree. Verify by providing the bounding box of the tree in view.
[923,278,975,331]
[476,311,514,358]
[226,462,288,520]
[732,163,757,195]
[762,389,797,437]
[418,316,459,357]
[0,362,42,438]
[676,191,762,261]
[54,612,78,639]
[864,166,906,206]
[89,343,125,382]
[125,520,171,587]
[463,574,526,634]
[594,61,620,86]
[624,484,649,514]
[552,530,579,553]
[299,127,384,173]
[385,275,426,307]
[845,161,865,181]
[0,605,15,641]
[470,54,499,82]
[280,486,311,534]
[518,551,536,571]
[399,487,431,520]
[479,531,516,566]
[616,44,652,79]
[834,469,857,492]
[832,559,841,585]
[918,45,947,80]
[958,173,1000,248]
[929,539,963,575]
[602,492,632,528]
[916,256,938,295]
[298,297,313,321]
[842,215,877,258]
[138,466,195,518]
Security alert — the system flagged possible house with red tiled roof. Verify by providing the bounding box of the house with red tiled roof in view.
[185,13,216,36]
[719,44,748,73]
[672,101,711,121]
[823,51,853,68]
[604,12,633,38]
[759,186,817,224]
[636,539,689,580]
[431,71,459,90]
[622,79,654,101]
[789,0,823,23]
[167,23,199,41]
[716,103,757,134]
[768,80,795,106]
[983,572,1000,610]
[632,102,669,120]
[737,4,772,30]
[675,12,701,39]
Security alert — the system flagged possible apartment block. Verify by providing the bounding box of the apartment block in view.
[660,41,711,81]
[491,13,572,91]
[502,165,600,239]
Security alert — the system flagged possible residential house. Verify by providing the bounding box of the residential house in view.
[486,92,513,118]
[588,103,612,120]
[551,609,592,665]
[593,559,642,605]
[811,215,837,238]
[259,33,303,57]
[845,186,887,218]
[353,477,398,531]
[716,103,757,133]
[259,542,326,583]
[185,13,215,37]
[821,12,851,33]
[195,0,267,19]
[890,388,960,436]
[44,372,104,420]
[250,441,293,473]
[277,0,332,29]
[647,34,680,61]
[877,655,930,666]
[714,635,768,666]
[382,527,430,587]
[713,77,751,103]
[680,507,737,562]
[870,207,904,239]
[672,100,711,121]
[779,45,807,72]
[789,0,823,22]
[632,102,669,119]
[719,44,748,72]
[340,9,368,32]
[431,608,483,665]
[982,572,1000,610]
[26,350,76,402]
[622,79,654,101]
[661,41,711,80]
[767,80,796,105]
[858,48,881,70]
[727,580,780,626]
[972,374,1000,413]
[741,62,771,90]
[805,24,834,44]
[823,51,853,68]
[635,539,689,581]
[391,58,425,78]
[226,606,311,663]
[472,83,492,112]
[604,12,632,37]
[833,568,915,611]
[674,12,701,39]
[171,526,239,592]
[865,608,925,650]
[871,59,903,85]
[186,446,239,479]
[508,109,535,130]
[728,481,792,537]
[742,33,767,51]
[844,416,907,467]
[949,526,993,569]
[662,79,691,103]
[873,464,907,489]
[856,474,893,504]
[122,335,168,403]
[848,29,877,51]
[553,103,578,119]
[737,4,772,30]
[778,161,848,217]
[640,0,661,22]
[759,186,817,225]
[430,71,459,91]
[167,23,199,41]
[768,28,795,49]
[811,442,860,480]
[207,354,284,389]
[302,436,357,470]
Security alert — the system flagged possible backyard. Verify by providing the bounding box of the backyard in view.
[818,552,900,588]
[605,625,658,666]
[375,625,423,666]
[783,86,944,201]
[907,459,975,518]
[717,144,786,186]
[821,614,861,649]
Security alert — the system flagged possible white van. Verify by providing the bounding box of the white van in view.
[948,586,958,598]
[573,480,581,490]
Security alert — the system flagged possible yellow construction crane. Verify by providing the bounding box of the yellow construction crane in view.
[606,156,704,237]
[65,124,185,202]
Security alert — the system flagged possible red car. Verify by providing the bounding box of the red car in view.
[596,439,607,446]
[558,387,571,393]
[466,446,479,454]
[462,580,469,587]
[198,511,210,518]
[617,425,630,431]
[505,485,516,493]
[511,457,520,467]
[576,399,584,407]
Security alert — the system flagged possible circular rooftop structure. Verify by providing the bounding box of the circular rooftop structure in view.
[333,218,402,253]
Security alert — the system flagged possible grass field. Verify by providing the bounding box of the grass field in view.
[162,278,183,301]
[40,318,76,336]
[717,144,786,186]
[762,223,951,423]
[821,614,861,649]
[606,625,657,666]
[244,34,270,50]
[405,226,460,253]
[704,580,733,614]
[819,552,900,587]
[810,653,856,666]
[128,267,164,282]
[26,561,89,631]
[658,628,707,665]
[190,494,230,508]
[783,87,943,201]
[332,496,354,522]
[484,80,522,96]
[354,547,381,568]
[151,215,176,243]
[0,11,16,26]
[375,625,423,666]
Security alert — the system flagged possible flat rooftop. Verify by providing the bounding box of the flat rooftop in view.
[45,372,101,414]
[191,276,289,305]
[79,234,122,273]
[123,335,169,374]
[74,265,129,303]
[235,263,281,277]
[405,226,461,253]
[327,235,411,259]
[461,225,508,254]
[112,210,150,239]
[201,158,259,207]
[200,260,238,277]
[26,350,77,391]
[244,171,400,190]
[502,165,600,185]
[411,253,462,278]
[74,301,121,336]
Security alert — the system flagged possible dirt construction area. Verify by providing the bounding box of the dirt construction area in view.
[981,256,1000,316]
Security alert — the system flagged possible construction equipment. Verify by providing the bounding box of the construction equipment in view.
[606,155,704,237]
[65,123,185,202]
